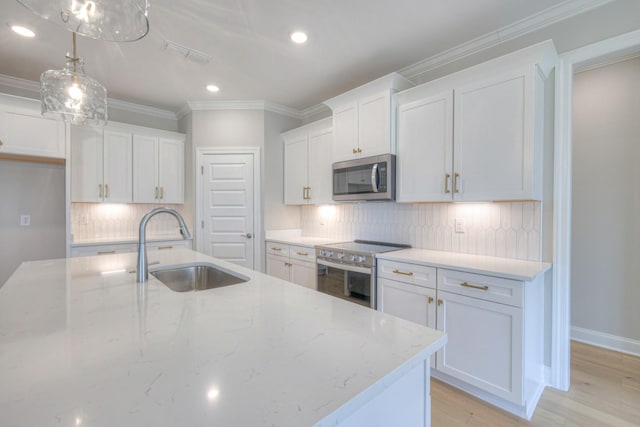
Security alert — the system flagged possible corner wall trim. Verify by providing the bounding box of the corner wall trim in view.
[571,327,640,357]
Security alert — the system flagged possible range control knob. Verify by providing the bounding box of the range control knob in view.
[350,254,356,262]
[357,255,366,263]
[337,252,345,260]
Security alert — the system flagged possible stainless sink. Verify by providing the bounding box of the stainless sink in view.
[150,264,248,292]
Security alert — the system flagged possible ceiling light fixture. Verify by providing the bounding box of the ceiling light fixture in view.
[206,84,220,93]
[10,25,36,37]
[290,31,308,44]
[40,32,107,125]
[15,0,150,42]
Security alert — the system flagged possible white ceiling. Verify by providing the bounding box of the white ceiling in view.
[0,0,599,112]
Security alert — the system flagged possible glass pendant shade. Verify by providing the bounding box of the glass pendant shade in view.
[16,0,149,42]
[41,36,108,126]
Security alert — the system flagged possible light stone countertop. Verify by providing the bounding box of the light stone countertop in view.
[0,249,445,426]
[377,248,551,281]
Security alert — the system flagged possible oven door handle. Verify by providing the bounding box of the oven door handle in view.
[317,259,372,275]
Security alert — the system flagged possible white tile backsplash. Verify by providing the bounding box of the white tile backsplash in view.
[71,203,188,242]
[301,201,542,261]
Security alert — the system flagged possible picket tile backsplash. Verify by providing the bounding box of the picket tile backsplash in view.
[301,201,542,261]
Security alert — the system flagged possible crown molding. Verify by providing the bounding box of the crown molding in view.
[183,100,307,120]
[400,0,614,81]
[0,73,179,121]
[300,104,331,121]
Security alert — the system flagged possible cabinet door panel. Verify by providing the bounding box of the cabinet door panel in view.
[307,128,333,204]
[358,92,390,157]
[454,69,534,201]
[290,260,316,290]
[266,254,290,281]
[333,102,358,161]
[103,130,132,203]
[71,126,104,202]
[397,91,453,202]
[133,134,159,203]
[3,110,65,158]
[436,291,523,404]
[284,134,308,205]
[378,278,436,328]
[159,138,184,204]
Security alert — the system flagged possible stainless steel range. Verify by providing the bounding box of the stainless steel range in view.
[315,240,410,309]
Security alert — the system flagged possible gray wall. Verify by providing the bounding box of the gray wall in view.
[0,160,66,286]
[571,56,640,343]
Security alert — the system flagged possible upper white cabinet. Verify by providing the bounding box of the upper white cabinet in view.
[133,135,184,204]
[396,41,557,202]
[325,73,413,162]
[71,126,132,202]
[0,94,66,159]
[283,118,333,205]
[71,121,185,204]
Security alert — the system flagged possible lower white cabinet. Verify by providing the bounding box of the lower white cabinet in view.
[376,259,544,419]
[71,239,191,257]
[265,241,316,290]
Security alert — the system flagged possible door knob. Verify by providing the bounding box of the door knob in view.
[242,233,253,239]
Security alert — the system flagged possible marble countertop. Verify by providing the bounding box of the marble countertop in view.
[377,249,551,281]
[0,249,445,426]
[265,236,346,247]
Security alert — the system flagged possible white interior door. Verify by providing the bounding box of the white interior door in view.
[202,153,255,268]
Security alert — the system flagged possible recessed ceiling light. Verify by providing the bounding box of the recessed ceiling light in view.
[290,31,308,44]
[206,84,220,93]
[11,25,35,38]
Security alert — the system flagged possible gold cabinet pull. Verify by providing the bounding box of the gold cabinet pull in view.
[158,246,173,250]
[392,269,414,276]
[357,147,362,153]
[0,139,4,146]
[437,299,443,306]
[428,296,434,304]
[98,184,103,198]
[296,252,309,256]
[445,173,451,193]
[270,247,282,251]
[454,173,460,193]
[160,187,164,199]
[105,184,110,198]
[285,262,292,267]
[352,148,358,154]
[97,250,116,255]
[306,186,311,200]
[460,281,489,291]
[155,186,159,199]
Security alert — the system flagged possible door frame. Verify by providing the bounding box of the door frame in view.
[551,29,640,391]
[195,147,262,272]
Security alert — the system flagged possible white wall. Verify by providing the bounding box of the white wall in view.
[264,110,302,231]
[0,160,66,286]
[571,56,640,348]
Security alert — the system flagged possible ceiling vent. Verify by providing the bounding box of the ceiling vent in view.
[162,40,212,65]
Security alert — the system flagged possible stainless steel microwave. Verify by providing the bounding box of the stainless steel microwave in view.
[332,154,395,201]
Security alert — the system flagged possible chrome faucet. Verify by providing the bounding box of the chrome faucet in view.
[137,207,191,283]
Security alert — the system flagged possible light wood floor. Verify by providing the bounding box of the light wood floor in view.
[431,341,640,426]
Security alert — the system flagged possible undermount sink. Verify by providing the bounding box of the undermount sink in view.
[150,264,249,292]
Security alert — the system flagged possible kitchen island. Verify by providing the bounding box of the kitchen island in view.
[0,249,445,426]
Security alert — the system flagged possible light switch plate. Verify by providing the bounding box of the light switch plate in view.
[20,214,31,226]
[455,218,465,233]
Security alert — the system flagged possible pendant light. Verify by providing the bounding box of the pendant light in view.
[15,0,149,42]
[40,32,107,125]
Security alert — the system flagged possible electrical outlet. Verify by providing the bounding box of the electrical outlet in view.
[455,218,465,233]
[20,214,31,226]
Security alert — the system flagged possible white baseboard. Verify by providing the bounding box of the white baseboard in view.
[571,326,640,357]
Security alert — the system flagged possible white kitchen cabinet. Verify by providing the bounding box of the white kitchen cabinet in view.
[395,41,557,202]
[265,241,316,290]
[283,118,332,205]
[0,94,66,159]
[325,73,413,162]
[71,126,132,203]
[133,135,184,204]
[376,256,545,419]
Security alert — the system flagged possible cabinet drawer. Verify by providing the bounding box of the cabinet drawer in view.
[289,245,315,262]
[437,269,523,307]
[266,242,289,257]
[377,259,437,289]
[148,240,191,251]
[71,243,137,257]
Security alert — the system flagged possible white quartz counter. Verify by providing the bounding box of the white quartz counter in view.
[0,249,445,426]
[377,249,551,281]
